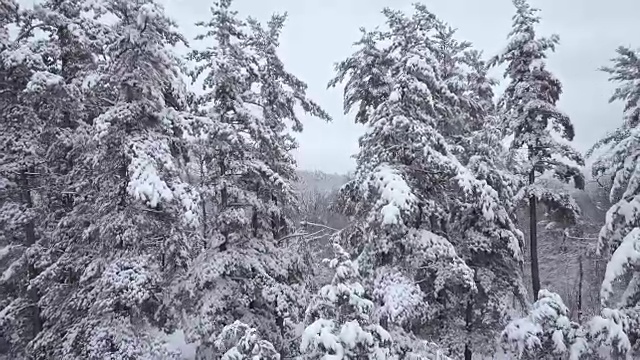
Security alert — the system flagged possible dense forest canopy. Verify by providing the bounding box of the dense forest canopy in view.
[0,0,639,359]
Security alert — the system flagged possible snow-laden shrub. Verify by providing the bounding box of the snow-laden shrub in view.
[300,242,393,359]
[500,290,582,359]
[213,321,280,360]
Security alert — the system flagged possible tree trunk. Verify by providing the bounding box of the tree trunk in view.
[219,158,229,251]
[464,295,473,360]
[19,169,36,246]
[464,345,472,360]
[577,254,583,322]
[19,169,42,337]
[529,169,540,300]
[199,158,207,242]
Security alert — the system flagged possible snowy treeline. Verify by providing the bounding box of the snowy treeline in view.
[1,0,639,359]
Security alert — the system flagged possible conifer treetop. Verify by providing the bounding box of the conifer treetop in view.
[490,0,584,180]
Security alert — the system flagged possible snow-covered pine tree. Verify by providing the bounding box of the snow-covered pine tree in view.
[445,46,527,359]
[431,20,472,143]
[24,0,114,224]
[331,6,472,341]
[245,12,331,239]
[489,0,585,300]
[587,46,640,357]
[330,5,523,357]
[2,0,117,356]
[500,289,584,359]
[0,1,51,356]
[427,20,527,358]
[183,0,257,247]
[461,48,524,211]
[0,0,104,354]
[300,242,394,359]
[15,0,201,358]
[301,241,453,360]
[415,19,525,358]
[213,321,280,360]
[175,1,330,357]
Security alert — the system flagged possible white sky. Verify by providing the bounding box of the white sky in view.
[42,0,640,174]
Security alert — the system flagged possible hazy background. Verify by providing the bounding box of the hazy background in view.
[166,0,638,173]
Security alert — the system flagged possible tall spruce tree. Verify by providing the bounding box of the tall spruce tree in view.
[500,290,584,359]
[455,50,527,359]
[588,46,640,356]
[300,242,394,359]
[0,0,109,355]
[430,21,526,359]
[330,5,523,357]
[175,1,330,358]
[12,0,203,358]
[0,1,49,356]
[489,0,585,301]
[246,13,331,237]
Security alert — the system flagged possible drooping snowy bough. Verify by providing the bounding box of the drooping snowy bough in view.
[588,45,640,358]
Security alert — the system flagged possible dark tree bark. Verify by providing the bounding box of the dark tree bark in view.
[19,169,35,246]
[199,158,207,242]
[529,169,540,300]
[464,345,472,360]
[464,292,474,360]
[19,169,42,336]
[577,254,583,322]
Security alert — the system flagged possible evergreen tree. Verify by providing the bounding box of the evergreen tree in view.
[0,1,48,356]
[13,0,202,358]
[175,1,330,358]
[185,0,260,247]
[331,7,473,345]
[0,0,105,354]
[579,308,634,359]
[588,46,640,357]
[213,321,280,360]
[330,5,523,357]
[428,21,526,358]
[246,12,331,238]
[300,242,394,359]
[500,290,583,359]
[431,20,472,142]
[462,49,524,212]
[489,0,585,301]
[452,48,527,359]
[420,22,524,358]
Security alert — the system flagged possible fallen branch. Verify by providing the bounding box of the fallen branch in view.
[300,220,340,232]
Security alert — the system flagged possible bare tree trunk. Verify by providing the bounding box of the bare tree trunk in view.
[219,158,229,251]
[529,169,540,300]
[19,168,42,336]
[19,169,36,246]
[464,291,474,360]
[577,254,583,322]
[464,345,472,360]
[199,158,207,242]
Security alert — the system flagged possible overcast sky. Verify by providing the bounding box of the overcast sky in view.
[163,0,638,174]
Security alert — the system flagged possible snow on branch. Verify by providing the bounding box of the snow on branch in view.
[580,308,633,358]
[514,184,581,224]
[373,268,426,327]
[300,242,394,359]
[501,290,580,359]
[126,135,200,226]
[214,320,280,360]
[368,164,418,226]
[601,228,640,305]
